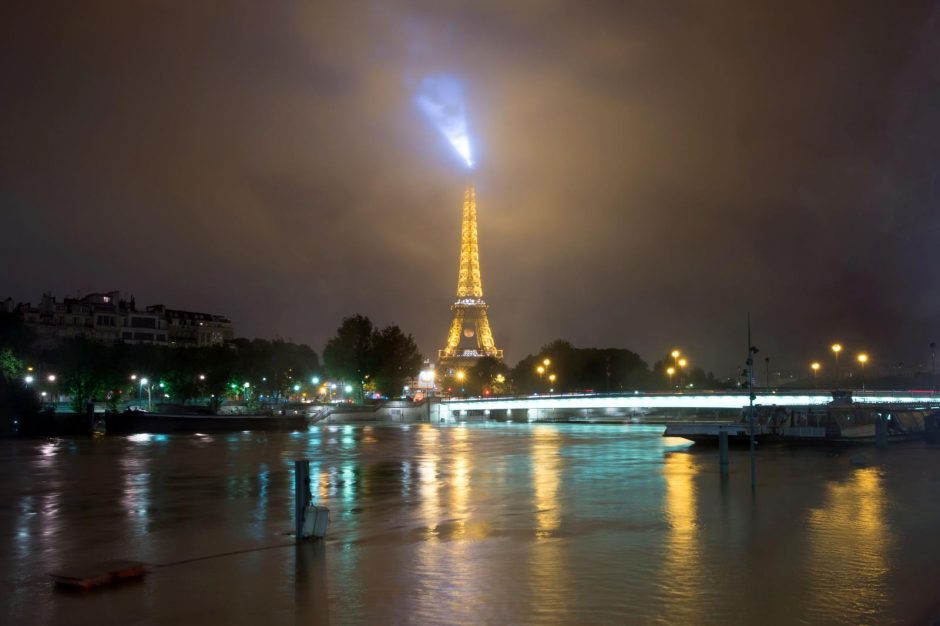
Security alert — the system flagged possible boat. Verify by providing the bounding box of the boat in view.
[664,391,940,445]
[105,408,308,434]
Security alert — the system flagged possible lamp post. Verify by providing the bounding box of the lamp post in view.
[455,370,466,397]
[47,374,57,407]
[140,377,151,411]
[857,353,869,392]
[930,342,937,393]
[666,366,675,388]
[677,357,688,389]
[831,343,842,384]
[811,362,820,389]
[548,373,556,394]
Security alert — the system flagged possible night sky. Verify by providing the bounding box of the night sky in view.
[3,1,940,376]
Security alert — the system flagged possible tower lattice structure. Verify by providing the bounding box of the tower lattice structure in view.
[438,183,503,368]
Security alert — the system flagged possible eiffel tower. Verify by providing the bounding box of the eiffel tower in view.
[438,183,503,369]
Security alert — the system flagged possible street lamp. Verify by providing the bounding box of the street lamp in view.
[857,353,869,391]
[24,375,34,385]
[140,377,151,411]
[677,358,688,389]
[311,376,320,385]
[931,342,937,393]
[47,374,57,407]
[666,366,675,388]
[831,343,842,383]
[543,358,551,368]
[548,373,556,393]
[811,362,820,388]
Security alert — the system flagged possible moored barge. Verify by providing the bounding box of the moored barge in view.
[664,392,940,445]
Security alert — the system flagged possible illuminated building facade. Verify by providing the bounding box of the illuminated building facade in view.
[5,291,232,347]
[438,184,503,370]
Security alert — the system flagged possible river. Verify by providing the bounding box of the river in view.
[1,423,939,624]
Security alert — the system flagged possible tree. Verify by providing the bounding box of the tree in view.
[323,315,376,399]
[512,340,652,393]
[469,356,511,396]
[372,325,422,397]
[323,315,423,400]
[0,348,23,381]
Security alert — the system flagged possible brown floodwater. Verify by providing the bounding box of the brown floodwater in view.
[1,423,939,625]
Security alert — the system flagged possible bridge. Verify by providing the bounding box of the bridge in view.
[433,390,940,422]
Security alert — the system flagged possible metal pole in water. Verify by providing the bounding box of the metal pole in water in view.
[719,430,729,477]
[747,314,757,491]
[295,460,310,542]
[875,416,888,450]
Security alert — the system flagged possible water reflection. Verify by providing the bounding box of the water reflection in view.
[416,424,441,539]
[120,456,151,535]
[805,467,889,622]
[659,451,703,623]
[450,426,471,539]
[529,426,568,621]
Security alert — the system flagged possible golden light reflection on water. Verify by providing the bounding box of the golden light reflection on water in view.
[660,452,702,623]
[450,426,471,539]
[529,426,568,621]
[416,424,441,539]
[533,428,561,539]
[805,467,889,621]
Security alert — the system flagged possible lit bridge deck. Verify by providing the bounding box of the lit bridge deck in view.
[434,390,940,421]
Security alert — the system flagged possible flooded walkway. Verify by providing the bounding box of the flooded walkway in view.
[1,424,939,624]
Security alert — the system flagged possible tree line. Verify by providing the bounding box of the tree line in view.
[0,309,731,420]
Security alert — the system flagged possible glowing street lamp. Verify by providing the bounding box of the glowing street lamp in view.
[536,365,545,375]
[831,343,843,381]
[311,376,320,385]
[857,353,869,391]
[139,377,151,411]
[666,366,675,387]
[47,374,56,382]
[548,373,556,393]
[24,375,34,385]
[543,358,551,368]
[811,362,820,388]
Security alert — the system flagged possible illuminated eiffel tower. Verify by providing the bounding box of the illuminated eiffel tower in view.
[438,183,503,369]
